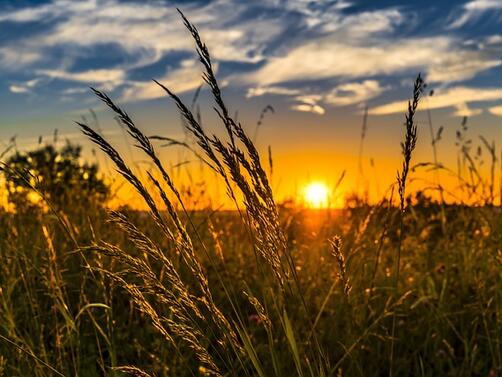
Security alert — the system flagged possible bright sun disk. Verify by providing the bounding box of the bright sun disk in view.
[304,182,329,208]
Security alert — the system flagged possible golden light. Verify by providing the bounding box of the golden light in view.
[304,182,329,208]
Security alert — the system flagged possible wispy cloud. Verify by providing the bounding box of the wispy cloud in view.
[291,103,326,115]
[251,36,500,86]
[0,0,282,70]
[449,0,502,29]
[9,85,29,94]
[324,80,388,106]
[488,104,502,115]
[0,0,287,102]
[121,59,204,102]
[62,87,90,95]
[0,0,95,22]
[250,80,386,114]
[0,47,42,68]
[37,68,126,89]
[246,86,301,98]
[8,78,41,94]
[290,94,325,114]
[452,102,483,117]
[370,86,502,116]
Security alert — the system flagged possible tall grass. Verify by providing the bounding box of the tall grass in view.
[390,73,423,377]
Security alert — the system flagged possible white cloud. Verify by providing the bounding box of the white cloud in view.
[486,34,502,44]
[322,9,403,35]
[465,0,502,10]
[62,87,89,95]
[121,59,204,102]
[449,0,502,29]
[251,36,501,86]
[324,80,387,106]
[249,81,386,107]
[250,80,387,115]
[0,0,288,101]
[263,0,354,30]
[290,94,325,115]
[370,86,502,116]
[1,0,281,71]
[8,78,42,94]
[0,47,42,67]
[246,86,301,98]
[37,68,126,90]
[24,78,40,88]
[262,1,402,37]
[0,0,96,22]
[488,105,502,115]
[295,95,323,106]
[453,103,483,117]
[9,85,29,94]
[426,56,501,82]
[291,103,325,115]
[38,68,125,83]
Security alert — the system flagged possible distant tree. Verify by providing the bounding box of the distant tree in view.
[2,143,109,211]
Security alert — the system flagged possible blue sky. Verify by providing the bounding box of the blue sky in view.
[2,0,501,118]
[1,0,502,202]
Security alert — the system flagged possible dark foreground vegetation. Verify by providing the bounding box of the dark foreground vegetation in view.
[1,11,501,377]
[0,198,501,376]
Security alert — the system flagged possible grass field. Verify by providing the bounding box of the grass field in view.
[1,11,501,377]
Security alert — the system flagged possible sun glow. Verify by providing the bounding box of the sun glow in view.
[304,182,329,208]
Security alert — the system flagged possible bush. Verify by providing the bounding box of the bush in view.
[3,143,109,211]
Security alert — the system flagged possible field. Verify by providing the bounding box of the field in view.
[1,10,502,377]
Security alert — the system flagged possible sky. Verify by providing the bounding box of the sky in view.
[1,0,502,206]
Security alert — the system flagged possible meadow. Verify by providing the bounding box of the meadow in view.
[0,11,501,377]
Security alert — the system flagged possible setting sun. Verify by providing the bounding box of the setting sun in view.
[304,182,329,208]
